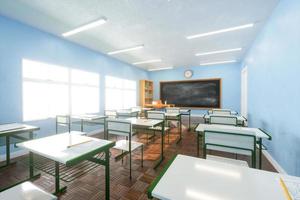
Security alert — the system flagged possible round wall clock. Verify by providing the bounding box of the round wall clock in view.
[184,70,193,79]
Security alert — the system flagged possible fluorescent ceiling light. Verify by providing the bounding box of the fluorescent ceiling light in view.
[200,60,237,66]
[62,18,107,37]
[107,45,144,55]
[148,67,173,71]
[186,23,254,39]
[133,59,162,65]
[195,48,242,56]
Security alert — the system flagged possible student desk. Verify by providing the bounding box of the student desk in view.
[72,114,107,136]
[148,154,289,200]
[126,118,164,169]
[204,114,247,126]
[0,123,39,169]
[17,133,115,200]
[165,112,183,143]
[195,124,271,169]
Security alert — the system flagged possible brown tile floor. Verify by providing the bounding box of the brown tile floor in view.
[0,120,277,200]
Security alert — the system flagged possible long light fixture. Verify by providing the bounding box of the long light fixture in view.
[62,18,107,37]
[107,45,144,55]
[186,23,254,39]
[200,60,237,66]
[133,59,162,65]
[195,48,242,56]
[148,67,173,71]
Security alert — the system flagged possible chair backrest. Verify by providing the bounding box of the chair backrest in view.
[106,119,132,137]
[209,115,238,126]
[204,130,256,157]
[117,109,139,119]
[56,115,70,124]
[56,115,71,133]
[146,111,165,120]
[210,109,231,115]
[165,107,180,114]
[105,110,117,118]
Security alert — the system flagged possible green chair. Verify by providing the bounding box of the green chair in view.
[56,115,71,133]
[146,111,170,143]
[106,119,143,179]
[203,130,256,168]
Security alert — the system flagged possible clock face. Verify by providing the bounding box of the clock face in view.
[184,70,193,78]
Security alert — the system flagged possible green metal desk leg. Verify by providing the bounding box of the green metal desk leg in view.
[176,115,182,144]
[188,111,191,131]
[197,133,200,157]
[28,152,41,181]
[105,149,110,200]
[104,118,107,140]
[129,132,132,179]
[259,138,262,169]
[54,161,67,195]
[29,132,34,178]
[6,136,10,166]
[81,119,84,132]
[154,122,165,169]
[0,135,18,169]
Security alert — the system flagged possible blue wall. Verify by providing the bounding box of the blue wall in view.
[242,0,300,175]
[0,15,148,154]
[149,64,241,115]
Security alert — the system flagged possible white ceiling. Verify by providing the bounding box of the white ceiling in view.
[0,0,279,70]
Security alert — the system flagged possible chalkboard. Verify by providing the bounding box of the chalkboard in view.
[160,79,221,108]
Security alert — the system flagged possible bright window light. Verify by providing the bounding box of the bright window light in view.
[107,45,144,55]
[105,76,137,110]
[200,60,237,66]
[186,23,254,39]
[23,59,69,82]
[71,86,99,115]
[62,18,107,37]
[71,69,99,86]
[195,48,242,56]
[148,67,173,71]
[132,59,162,65]
[22,59,100,121]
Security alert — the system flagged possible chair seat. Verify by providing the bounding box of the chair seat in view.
[113,140,143,152]
[207,155,249,167]
[148,126,170,132]
[0,181,57,200]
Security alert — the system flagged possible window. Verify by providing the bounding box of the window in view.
[105,76,136,110]
[71,69,100,115]
[22,59,100,121]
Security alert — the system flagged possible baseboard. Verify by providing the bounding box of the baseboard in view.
[263,150,287,174]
